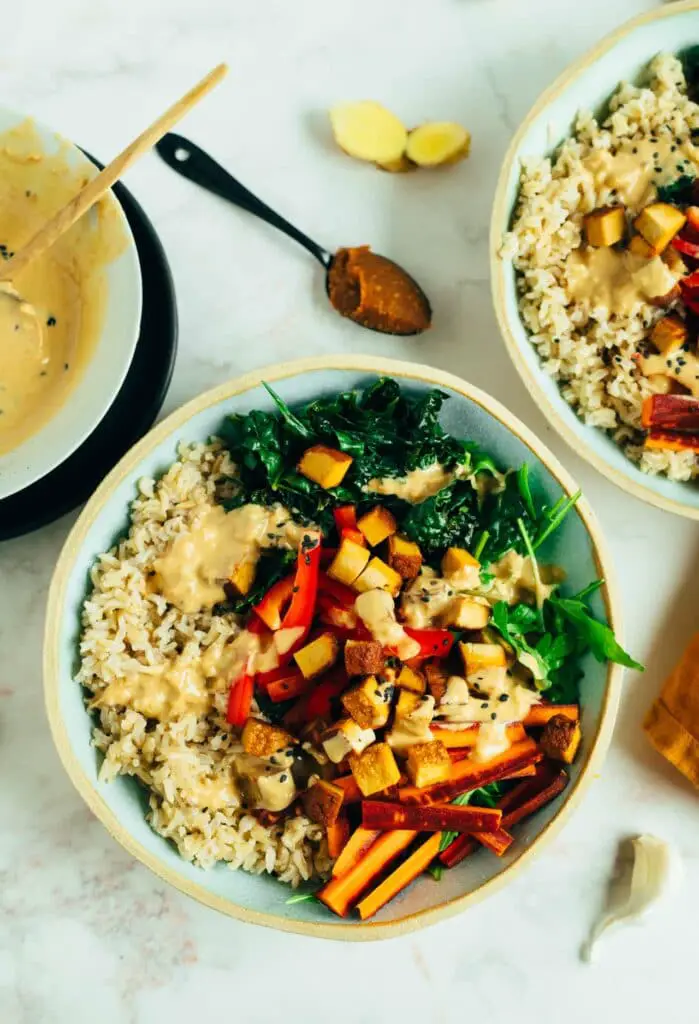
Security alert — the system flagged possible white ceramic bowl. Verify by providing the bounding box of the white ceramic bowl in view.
[491,0,699,519]
[44,356,624,939]
[0,108,142,500]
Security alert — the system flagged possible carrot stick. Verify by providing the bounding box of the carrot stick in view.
[472,827,514,857]
[357,833,441,921]
[317,830,417,917]
[397,739,541,805]
[502,764,537,779]
[433,722,525,749]
[331,827,381,879]
[361,800,502,833]
[333,774,362,804]
[326,814,351,860]
[524,704,579,727]
[501,768,568,829]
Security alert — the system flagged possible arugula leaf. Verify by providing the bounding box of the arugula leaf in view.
[438,784,507,853]
[285,890,319,905]
[548,594,644,671]
[517,464,536,520]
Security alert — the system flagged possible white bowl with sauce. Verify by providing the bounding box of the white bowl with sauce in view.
[44,356,624,939]
[0,113,142,499]
[491,0,699,519]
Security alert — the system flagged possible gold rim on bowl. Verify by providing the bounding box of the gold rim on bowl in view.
[491,0,699,520]
[44,355,625,940]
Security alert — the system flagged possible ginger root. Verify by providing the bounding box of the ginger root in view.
[406,122,471,167]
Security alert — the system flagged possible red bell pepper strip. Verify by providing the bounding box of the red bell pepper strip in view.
[246,613,268,635]
[306,668,348,720]
[318,572,357,608]
[681,269,699,292]
[226,673,253,727]
[267,670,313,703]
[673,235,699,259]
[403,627,455,658]
[280,530,322,630]
[333,505,358,533]
[320,547,337,568]
[252,573,295,630]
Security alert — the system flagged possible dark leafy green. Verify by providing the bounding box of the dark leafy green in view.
[436,783,509,857]
[548,593,643,671]
[680,45,699,102]
[657,173,696,206]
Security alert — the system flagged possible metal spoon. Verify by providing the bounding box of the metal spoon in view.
[155,133,432,336]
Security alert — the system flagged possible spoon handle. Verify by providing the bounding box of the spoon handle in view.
[0,65,228,282]
[156,133,332,268]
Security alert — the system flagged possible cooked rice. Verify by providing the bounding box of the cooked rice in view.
[503,53,699,481]
[78,440,331,885]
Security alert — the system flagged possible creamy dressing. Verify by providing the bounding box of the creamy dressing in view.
[401,566,482,629]
[386,694,435,752]
[234,752,297,812]
[165,755,239,811]
[580,138,699,210]
[566,247,679,315]
[354,589,420,659]
[435,669,540,761]
[484,550,563,608]
[0,119,127,455]
[99,652,211,721]
[366,462,468,504]
[640,349,699,398]
[154,503,307,614]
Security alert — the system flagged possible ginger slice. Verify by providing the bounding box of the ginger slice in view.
[405,122,471,167]
[329,101,408,165]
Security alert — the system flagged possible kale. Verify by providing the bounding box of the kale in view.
[680,44,699,101]
[657,173,696,205]
[400,479,480,557]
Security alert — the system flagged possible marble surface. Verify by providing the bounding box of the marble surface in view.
[2,0,698,1020]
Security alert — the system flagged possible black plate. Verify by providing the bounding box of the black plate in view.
[0,157,178,541]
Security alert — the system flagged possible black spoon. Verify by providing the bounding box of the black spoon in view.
[155,132,432,336]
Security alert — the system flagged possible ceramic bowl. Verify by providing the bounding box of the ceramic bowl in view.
[491,0,699,519]
[44,356,623,939]
[0,109,142,500]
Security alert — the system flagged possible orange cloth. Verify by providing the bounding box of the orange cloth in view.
[644,632,699,788]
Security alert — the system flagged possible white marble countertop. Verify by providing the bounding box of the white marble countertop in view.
[2,0,699,1020]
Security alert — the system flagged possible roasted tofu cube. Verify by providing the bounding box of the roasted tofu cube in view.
[540,715,582,764]
[229,560,256,597]
[460,641,507,676]
[662,244,687,277]
[242,719,295,757]
[584,205,626,247]
[327,537,370,586]
[293,633,339,679]
[395,688,423,718]
[342,675,394,729]
[349,742,401,796]
[442,546,480,577]
[651,314,688,355]
[405,740,451,788]
[353,556,402,596]
[344,639,385,677]
[629,234,655,259]
[357,505,397,547]
[302,779,345,827]
[322,718,376,763]
[298,444,353,489]
[386,694,435,751]
[396,664,426,695]
[634,203,686,255]
[441,596,491,630]
[424,661,449,704]
[387,534,423,579]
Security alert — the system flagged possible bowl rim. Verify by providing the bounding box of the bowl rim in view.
[43,354,624,940]
[0,108,143,500]
[491,0,699,521]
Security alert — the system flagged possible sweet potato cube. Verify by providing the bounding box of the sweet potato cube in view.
[441,597,490,630]
[460,641,507,676]
[229,560,256,597]
[540,715,582,764]
[634,203,686,254]
[395,688,423,718]
[396,664,426,695]
[651,314,688,356]
[327,538,370,586]
[322,718,376,763]
[302,779,345,827]
[584,205,625,247]
[342,676,394,729]
[344,639,384,677]
[293,633,339,679]
[405,740,451,788]
[441,546,480,577]
[353,556,402,597]
[628,233,655,259]
[387,534,423,579]
[349,742,401,796]
[357,505,397,547]
[241,719,295,757]
[424,661,449,703]
[298,444,353,489]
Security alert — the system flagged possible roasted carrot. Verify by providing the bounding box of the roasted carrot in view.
[524,704,579,728]
[361,800,502,833]
[333,774,362,804]
[357,833,442,921]
[433,722,526,749]
[317,830,417,917]
[472,827,514,857]
[331,827,381,878]
[501,767,568,829]
[502,764,538,779]
[326,814,351,859]
[440,835,477,866]
[397,739,541,805]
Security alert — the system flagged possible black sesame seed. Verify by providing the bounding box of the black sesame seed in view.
[63,362,69,371]
[490,712,497,721]
[279,773,288,782]
[480,702,489,709]
[46,315,56,327]
[499,694,509,702]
